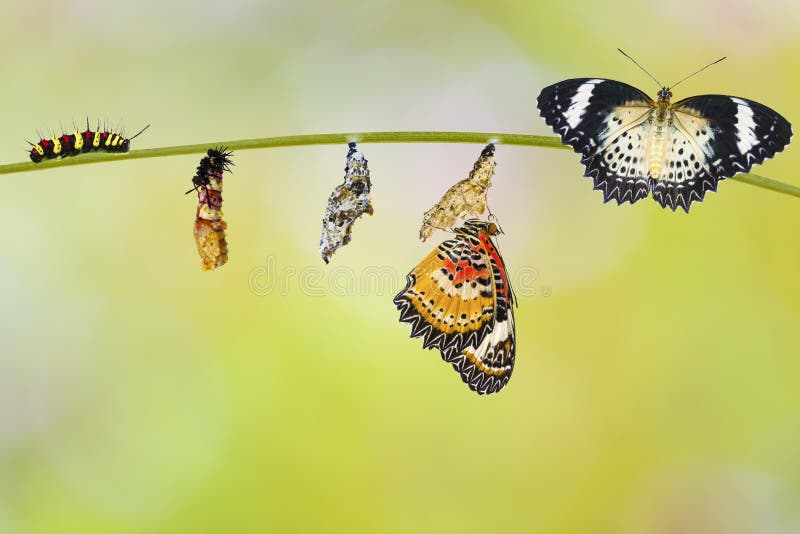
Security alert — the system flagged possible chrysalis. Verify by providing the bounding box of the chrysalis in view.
[419,143,496,241]
[319,142,374,263]
[186,148,233,271]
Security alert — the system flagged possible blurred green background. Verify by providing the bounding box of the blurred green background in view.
[1,0,799,532]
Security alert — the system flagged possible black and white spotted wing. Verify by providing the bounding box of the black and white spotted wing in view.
[538,78,793,212]
[651,95,793,211]
[537,78,654,156]
[537,78,655,205]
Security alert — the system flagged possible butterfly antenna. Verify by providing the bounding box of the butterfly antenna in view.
[130,124,150,140]
[669,56,727,89]
[617,48,663,89]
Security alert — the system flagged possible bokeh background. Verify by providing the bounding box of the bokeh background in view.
[1,0,799,532]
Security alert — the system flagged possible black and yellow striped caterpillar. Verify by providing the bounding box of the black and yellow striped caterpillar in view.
[27,121,149,163]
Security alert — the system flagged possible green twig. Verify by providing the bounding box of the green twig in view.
[2,131,798,200]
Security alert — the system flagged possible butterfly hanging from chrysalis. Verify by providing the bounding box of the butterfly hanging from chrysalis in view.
[419,143,496,241]
[319,142,374,263]
[186,148,233,271]
[537,50,792,212]
[394,219,516,395]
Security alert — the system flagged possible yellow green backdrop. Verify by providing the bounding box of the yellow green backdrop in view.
[1,0,799,532]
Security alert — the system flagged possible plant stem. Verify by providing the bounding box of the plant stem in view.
[3,131,798,200]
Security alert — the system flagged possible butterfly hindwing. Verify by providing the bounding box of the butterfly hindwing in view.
[443,225,516,395]
[584,120,652,204]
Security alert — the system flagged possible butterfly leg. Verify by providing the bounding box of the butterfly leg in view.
[486,194,497,221]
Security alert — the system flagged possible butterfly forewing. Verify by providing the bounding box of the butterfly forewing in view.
[394,234,496,355]
[538,78,656,205]
[672,95,793,178]
[649,117,718,211]
[537,78,654,157]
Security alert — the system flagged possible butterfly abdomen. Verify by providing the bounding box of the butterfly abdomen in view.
[646,110,672,179]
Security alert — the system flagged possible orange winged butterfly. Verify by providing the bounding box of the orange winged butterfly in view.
[537,51,792,212]
[394,219,516,395]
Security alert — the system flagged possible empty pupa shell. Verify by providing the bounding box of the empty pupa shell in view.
[419,144,495,241]
[319,143,374,263]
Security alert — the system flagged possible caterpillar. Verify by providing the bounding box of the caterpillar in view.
[28,120,150,163]
[186,148,234,271]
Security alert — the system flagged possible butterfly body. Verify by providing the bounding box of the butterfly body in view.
[538,78,792,211]
[645,88,675,178]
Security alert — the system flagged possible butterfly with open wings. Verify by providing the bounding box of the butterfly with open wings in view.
[537,52,792,212]
[394,219,516,395]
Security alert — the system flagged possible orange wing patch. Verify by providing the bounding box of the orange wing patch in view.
[404,247,495,337]
[395,233,495,354]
